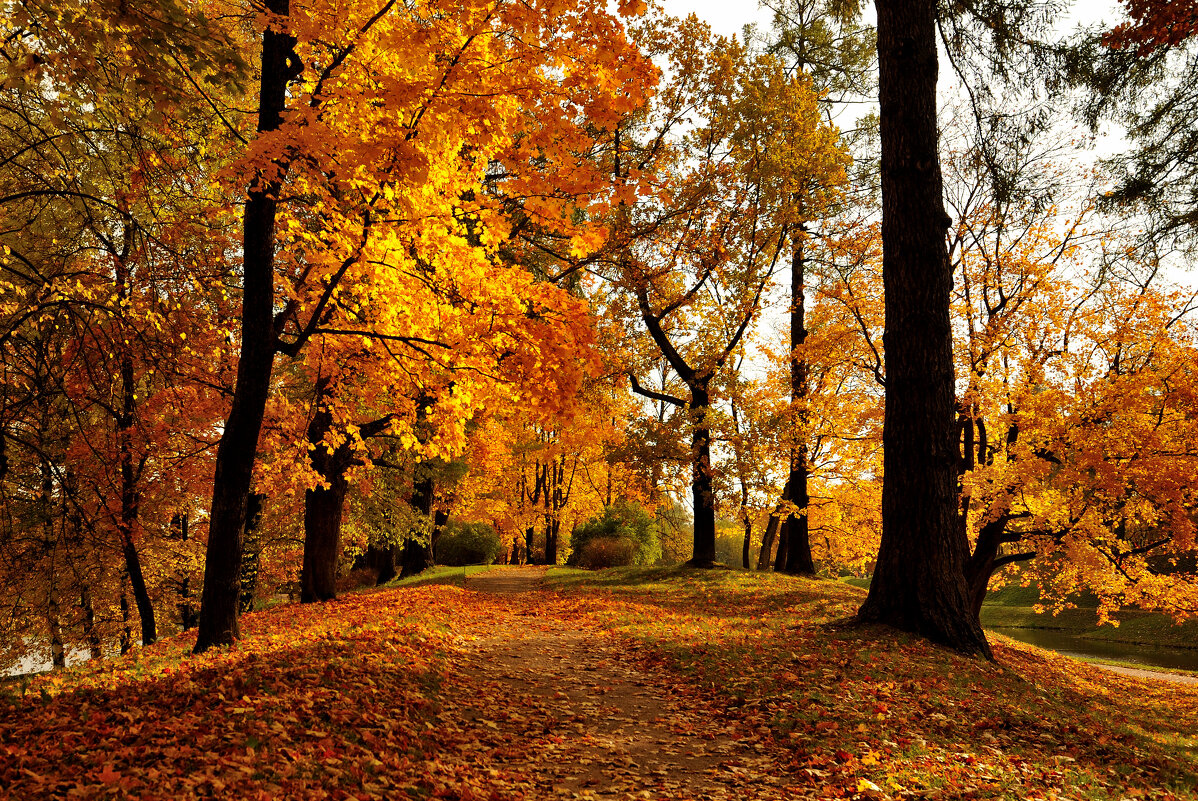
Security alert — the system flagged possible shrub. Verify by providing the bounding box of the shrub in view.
[436,521,502,566]
[568,501,661,568]
[574,536,638,569]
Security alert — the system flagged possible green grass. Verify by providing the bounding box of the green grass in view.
[387,564,491,588]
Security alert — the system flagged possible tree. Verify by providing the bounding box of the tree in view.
[851,0,992,657]
[617,16,846,567]
[191,0,654,650]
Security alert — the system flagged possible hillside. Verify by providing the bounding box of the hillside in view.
[2,568,1196,800]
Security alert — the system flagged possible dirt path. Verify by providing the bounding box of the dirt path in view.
[435,567,800,800]
[1091,662,1198,685]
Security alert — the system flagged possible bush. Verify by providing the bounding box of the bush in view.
[568,501,661,568]
[436,521,502,566]
[574,536,638,569]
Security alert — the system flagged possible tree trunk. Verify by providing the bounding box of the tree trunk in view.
[115,251,156,647]
[80,585,102,661]
[782,234,817,576]
[688,386,717,567]
[401,469,435,577]
[740,514,752,569]
[194,0,296,652]
[119,582,133,655]
[369,544,398,585]
[301,475,348,602]
[47,593,65,670]
[757,513,780,570]
[525,526,536,565]
[302,382,354,601]
[773,520,789,571]
[852,0,990,657]
[239,493,264,612]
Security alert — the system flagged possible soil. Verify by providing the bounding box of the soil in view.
[438,566,802,799]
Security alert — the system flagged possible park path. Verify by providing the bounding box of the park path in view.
[1092,662,1198,685]
[436,566,802,800]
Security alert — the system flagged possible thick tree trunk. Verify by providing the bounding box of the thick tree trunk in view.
[401,469,435,577]
[688,386,717,568]
[302,385,354,601]
[369,545,398,585]
[194,0,296,652]
[853,0,990,657]
[301,476,348,602]
[783,236,817,576]
[773,520,789,571]
[525,526,536,565]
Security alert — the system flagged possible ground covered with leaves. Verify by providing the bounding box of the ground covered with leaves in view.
[2,567,1196,800]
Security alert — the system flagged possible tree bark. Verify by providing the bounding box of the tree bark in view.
[301,383,355,601]
[852,0,990,657]
[688,385,718,567]
[401,467,435,577]
[302,474,348,602]
[239,493,264,612]
[194,0,297,652]
[114,250,157,647]
[757,513,780,570]
[782,234,816,575]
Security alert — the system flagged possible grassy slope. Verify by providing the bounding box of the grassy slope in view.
[979,584,1198,650]
[548,567,1198,799]
[2,566,1196,799]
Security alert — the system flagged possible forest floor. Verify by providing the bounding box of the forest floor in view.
[3,566,1198,800]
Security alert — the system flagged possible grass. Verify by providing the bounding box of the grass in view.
[546,567,1198,799]
[384,564,492,589]
[6,565,1198,799]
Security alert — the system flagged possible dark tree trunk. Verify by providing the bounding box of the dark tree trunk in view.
[47,592,65,670]
[509,533,521,564]
[80,586,102,660]
[115,253,156,647]
[546,518,560,565]
[118,583,133,655]
[369,545,398,585]
[688,385,717,568]
[302,475,348,602]
[525,526,536,565]
[401,468,435,577]
[757,513,780,570]
[773,520,789,571]
[853,0,990,657]
[741,515,752,569]
[301,385,355,601]
[194,0,297,652]
[239,493,264,612]
[783,235,816,576]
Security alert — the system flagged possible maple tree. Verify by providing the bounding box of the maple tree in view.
[182,0,654,650]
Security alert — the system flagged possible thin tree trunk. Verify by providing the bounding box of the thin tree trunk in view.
[783,234,816,575]
[115,252,156,646]
[80,585,102,661]
[852,0,990,657]
[194,0,297,652]
[688,385,717,567]
[741,514,752,569]
[47,593,65,670]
